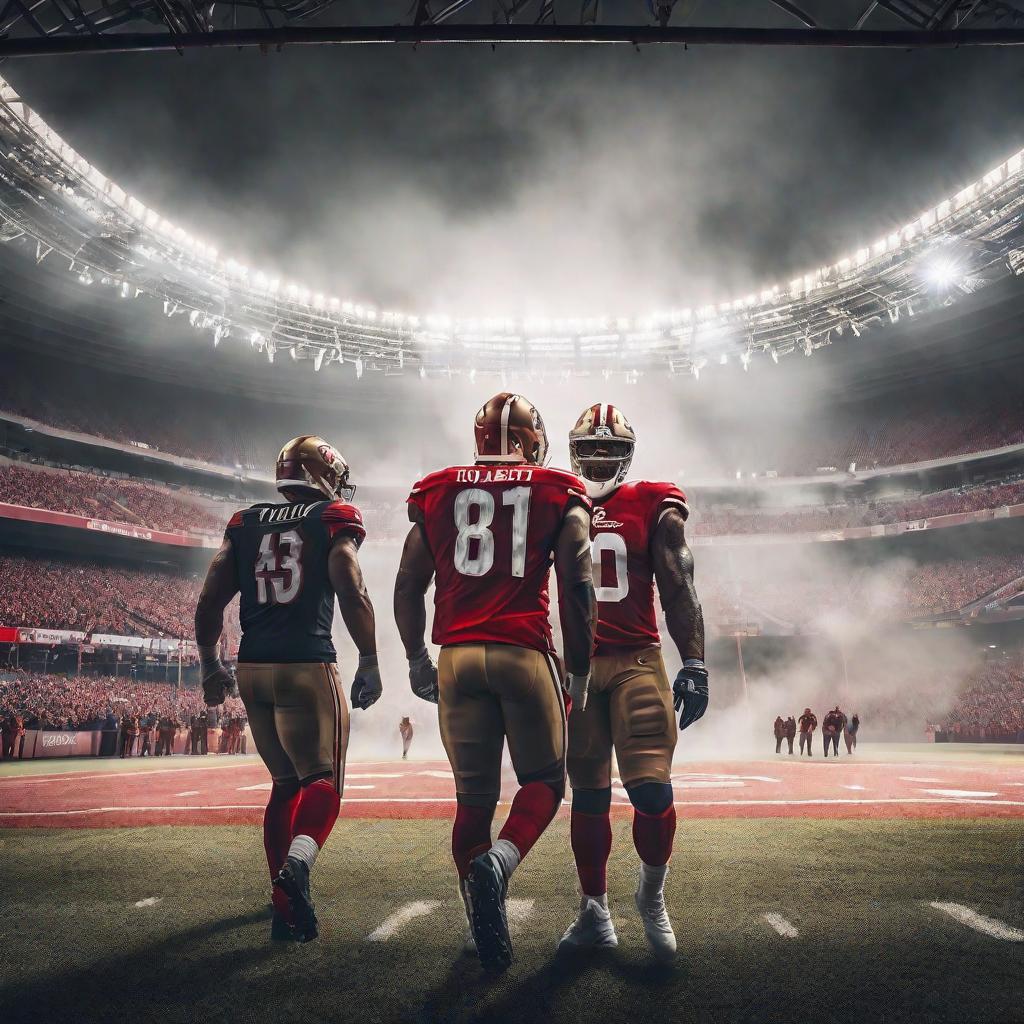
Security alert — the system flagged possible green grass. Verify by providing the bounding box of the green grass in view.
[1,818,1022,1024]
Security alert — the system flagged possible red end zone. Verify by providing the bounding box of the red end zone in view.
[1,756,1023,827]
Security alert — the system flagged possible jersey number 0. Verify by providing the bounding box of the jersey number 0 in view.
[453,487,531,578]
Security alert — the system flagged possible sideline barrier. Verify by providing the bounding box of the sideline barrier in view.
[3,728,251,760]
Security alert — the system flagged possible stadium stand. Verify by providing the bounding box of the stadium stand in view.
[0,551,239,648]
[699,553,1024,628]
[691,480,1024,536]
[0,462,226,534]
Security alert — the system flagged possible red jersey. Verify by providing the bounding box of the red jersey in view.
[408,464,590,653]
[591,480,688,656]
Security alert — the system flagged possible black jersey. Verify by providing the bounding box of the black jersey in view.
[225,499,365,664]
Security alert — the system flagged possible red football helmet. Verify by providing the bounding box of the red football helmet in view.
[473,392,550,466]
[569,403,636,498]
[275,435,355,501]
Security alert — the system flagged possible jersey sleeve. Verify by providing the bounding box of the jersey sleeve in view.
[322,501,366,546]
[407,469,448,523]
[645,481,689,532]
[224,509,246,537]
[537,468,593,515]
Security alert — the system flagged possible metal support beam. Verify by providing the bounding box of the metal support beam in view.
[2,23,1024,55]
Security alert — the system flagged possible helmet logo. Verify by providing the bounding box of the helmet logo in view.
[318,443,339,466]
[594,425,612,438]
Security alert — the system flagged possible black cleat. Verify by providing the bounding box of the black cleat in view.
[273,856,318,943]
[270,910,296,942]
[466,851,513,972]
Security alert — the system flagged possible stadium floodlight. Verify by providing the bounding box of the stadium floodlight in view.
[923,254,961,289]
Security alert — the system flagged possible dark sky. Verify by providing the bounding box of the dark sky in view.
[5,41,1024,318]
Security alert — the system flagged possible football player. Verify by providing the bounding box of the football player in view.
[394,393,595,971]
[558,404,707,962]
[194,435,383,943]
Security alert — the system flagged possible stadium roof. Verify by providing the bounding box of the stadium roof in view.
[1,0,1024,56]
[0,71,1023,380]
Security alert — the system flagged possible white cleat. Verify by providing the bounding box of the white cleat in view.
[557,896,619,951]
[635,884,677,962]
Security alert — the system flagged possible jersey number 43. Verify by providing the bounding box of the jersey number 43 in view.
[254,529,303,604]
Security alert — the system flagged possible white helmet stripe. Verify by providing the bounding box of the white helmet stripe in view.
[598,403,608,430]
[500,393,518,456]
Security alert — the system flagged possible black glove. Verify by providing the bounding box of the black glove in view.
[673,661,709,731]
[408,647,439,704]
[201,660,233,707]
[351,655,383,711]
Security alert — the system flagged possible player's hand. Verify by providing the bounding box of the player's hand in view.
[673,661,709,731]
[565,673,590,713]
[351,655,383,711]
[408,647,439,704]
[201,661,233,707]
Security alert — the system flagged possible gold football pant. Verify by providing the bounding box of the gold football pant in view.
[438,643,567,806]
[236,662,349,795]
[567,646,676,790]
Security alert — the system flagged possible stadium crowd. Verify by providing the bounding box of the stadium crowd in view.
[0,462,224,534]
[0,552,240,648]
[699,553,1024,629]
[0,671,245,739]
[934,660,1024,742]
[691,480,1024,537]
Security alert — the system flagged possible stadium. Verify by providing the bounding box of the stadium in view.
[1,10,1023,1024]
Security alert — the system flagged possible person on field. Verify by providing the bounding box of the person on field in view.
[773,715,785,754]
[844,712,860,754]
[784,715,796,754]
[798,708,816,756]
[823,706,845,757]
[399,716,414,760]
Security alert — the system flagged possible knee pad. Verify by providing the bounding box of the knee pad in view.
[625,781,674,815]
[456,791,500,810]
[516,760,566,801]
[270,777,301,801]
[571,786,612,815]
[299,769,334,788]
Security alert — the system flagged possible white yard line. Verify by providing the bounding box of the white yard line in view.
[900,776,946,783]
[920,789,998,798]
[839,784,867,791]
[174,790,201,797]
[927,902,1024,941]
[366,900,441,941]
[134,897,163,908]
[762,913,799,938]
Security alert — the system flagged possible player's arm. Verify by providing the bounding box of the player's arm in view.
[554,503,596,709]
[394,519,439,703]
[653,507,708,731]
[328,535,382,710]
[194,537,240,707]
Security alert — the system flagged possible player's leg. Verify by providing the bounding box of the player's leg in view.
[609,648,679,961]
[236,664,302,940]
[271,663,350,943]
[560,659,617,951]
[437,645,503,962]
[465,644,565,971]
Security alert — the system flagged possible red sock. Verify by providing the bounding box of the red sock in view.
[632,804,676,867]
[571,810,612,898]
[452,802,495,880]
[264,782,300,917]
[497,781,560,862]
[291,778,341,850]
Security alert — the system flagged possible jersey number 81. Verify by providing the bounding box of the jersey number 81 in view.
[453,487,531,578]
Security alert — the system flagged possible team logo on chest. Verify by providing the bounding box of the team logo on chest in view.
[592,506,624,530]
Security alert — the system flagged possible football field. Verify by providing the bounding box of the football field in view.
[1,748,1023,1024]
